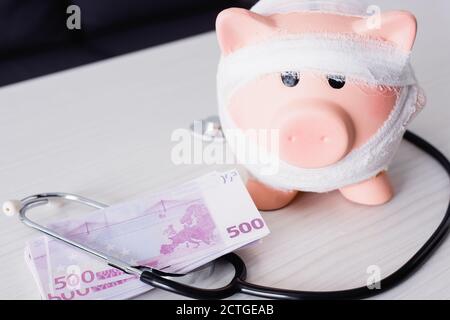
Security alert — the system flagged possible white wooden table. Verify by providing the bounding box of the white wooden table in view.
[1,0,449,300]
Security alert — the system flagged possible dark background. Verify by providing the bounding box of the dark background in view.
[0,0,256,87]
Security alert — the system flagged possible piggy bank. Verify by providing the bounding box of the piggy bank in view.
[215,0,425,210]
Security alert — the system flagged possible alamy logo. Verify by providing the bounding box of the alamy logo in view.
[66,5,81,30]
[366,265,382,290]
[366,5,381,30]
[65,264,82,291]
[171,121,280,176]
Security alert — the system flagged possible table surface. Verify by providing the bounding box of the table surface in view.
[1,0,449,300]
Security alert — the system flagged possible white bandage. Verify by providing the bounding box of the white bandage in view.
[217,34,416,109]
[251,0,369,17]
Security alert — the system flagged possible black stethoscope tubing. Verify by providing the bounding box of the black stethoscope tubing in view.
[137,130,450,299]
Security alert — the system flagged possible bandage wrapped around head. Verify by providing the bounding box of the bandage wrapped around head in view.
[216,0,425,193]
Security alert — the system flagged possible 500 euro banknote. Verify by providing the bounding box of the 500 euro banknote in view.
[25,170,269,300]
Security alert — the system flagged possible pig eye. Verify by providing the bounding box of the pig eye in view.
[281,71,300,87]
[327,75,346,89]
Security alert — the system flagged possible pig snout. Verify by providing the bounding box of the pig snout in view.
[275,102,355,168]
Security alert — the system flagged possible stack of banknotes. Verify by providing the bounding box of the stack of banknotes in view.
[24,170,270,300]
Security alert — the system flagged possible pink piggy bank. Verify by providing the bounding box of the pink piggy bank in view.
[216,0,425,210]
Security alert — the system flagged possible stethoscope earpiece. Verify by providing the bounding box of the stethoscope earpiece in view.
[2,199,22,217]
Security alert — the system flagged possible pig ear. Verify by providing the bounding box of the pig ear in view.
[216,8,275,55]
[354,11,417,51]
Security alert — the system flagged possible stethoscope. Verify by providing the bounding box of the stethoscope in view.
[3,130,450,300]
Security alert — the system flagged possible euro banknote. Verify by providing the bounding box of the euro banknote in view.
[24,170,269,300]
